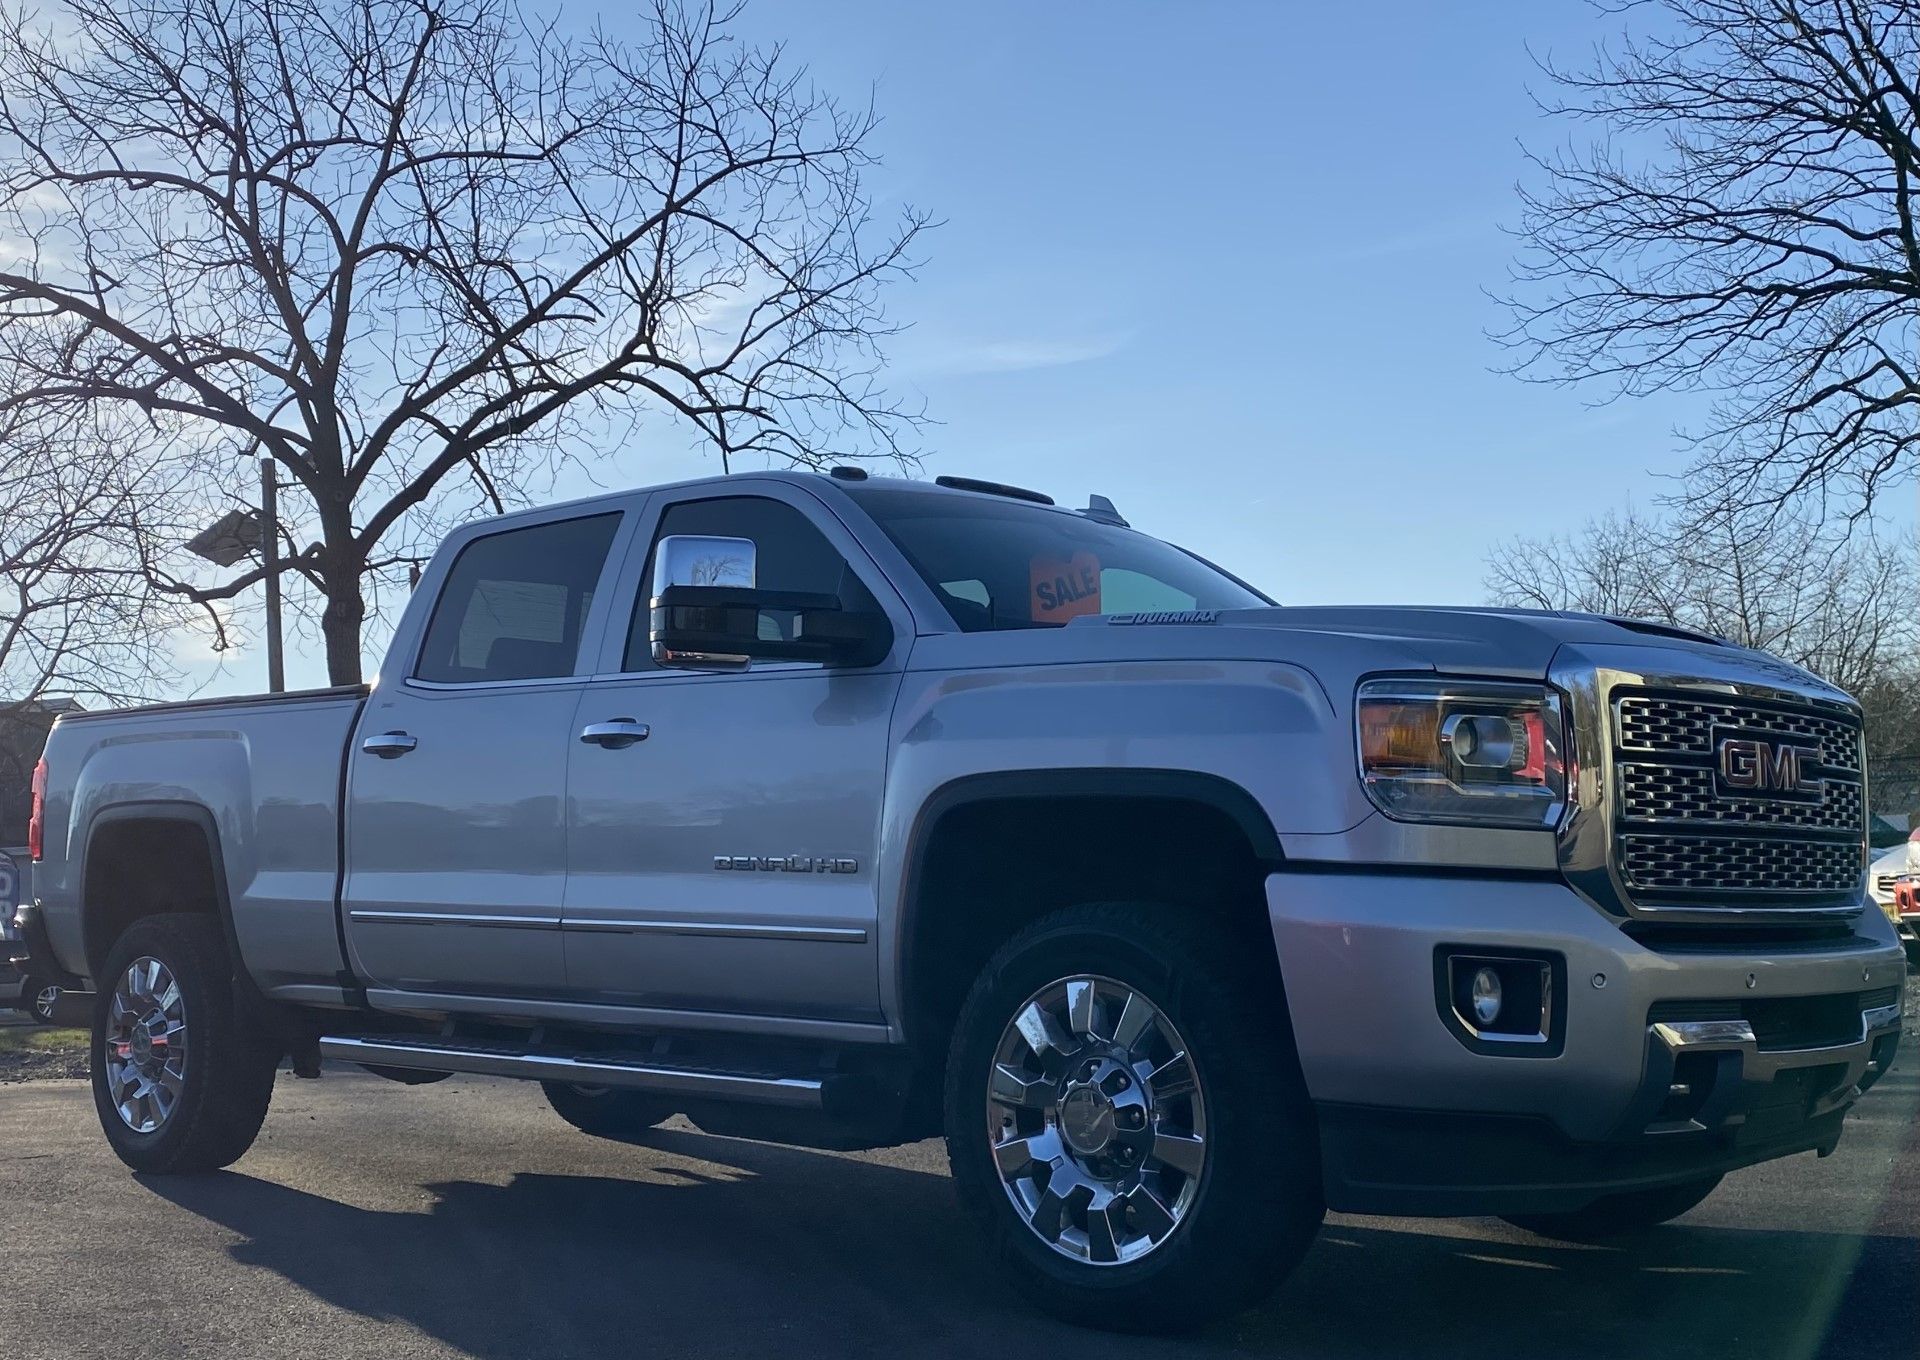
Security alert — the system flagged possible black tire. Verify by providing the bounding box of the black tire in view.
[944,902,1323,1334]
[541,1082,677,1141]
[21,978,58,1025]
[1503,1174,1723,1241]
[90,914,279,1174]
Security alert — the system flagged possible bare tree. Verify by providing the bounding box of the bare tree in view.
[1502,0,1920,519]
[0,408,198,712]
[1487,501,1918,745]
[0,0,926,682]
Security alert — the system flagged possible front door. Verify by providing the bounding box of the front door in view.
[343,509,626,997]
[561,488,907,1023]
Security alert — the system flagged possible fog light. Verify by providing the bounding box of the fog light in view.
[1439,950,1561,1054]
[1470,967,1502,1025]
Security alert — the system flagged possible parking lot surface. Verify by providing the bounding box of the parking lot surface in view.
[0,1050,1915,1358]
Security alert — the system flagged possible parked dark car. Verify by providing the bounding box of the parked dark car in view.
[1,849,67,1024]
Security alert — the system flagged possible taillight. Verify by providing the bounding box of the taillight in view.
[27,757,46,861]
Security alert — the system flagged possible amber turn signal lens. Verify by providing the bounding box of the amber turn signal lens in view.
[1357,702,1442,771]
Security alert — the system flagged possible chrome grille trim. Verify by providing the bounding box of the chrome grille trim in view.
[1549,650,1868,926]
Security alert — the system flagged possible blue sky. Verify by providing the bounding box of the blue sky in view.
[194,0,1909,692]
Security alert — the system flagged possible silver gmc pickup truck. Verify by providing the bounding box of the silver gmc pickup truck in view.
[16,469,1904,1331]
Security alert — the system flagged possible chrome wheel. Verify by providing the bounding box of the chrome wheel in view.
[30,984,59,1023]
[986,974,1206,1265]
[104,957,189,1134]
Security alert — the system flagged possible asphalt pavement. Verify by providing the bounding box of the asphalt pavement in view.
[1,1044,1916,1358]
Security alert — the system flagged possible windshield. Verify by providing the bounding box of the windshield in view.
[845,486,1268,631]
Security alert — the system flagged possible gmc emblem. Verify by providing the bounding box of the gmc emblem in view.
[1713,730,1824,802]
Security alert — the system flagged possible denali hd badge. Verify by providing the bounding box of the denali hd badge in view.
[1713,729,1824,802]
[714,855,858,874]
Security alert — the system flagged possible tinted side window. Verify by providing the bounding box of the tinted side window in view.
[415,514,621,683]
[623,496,875,670]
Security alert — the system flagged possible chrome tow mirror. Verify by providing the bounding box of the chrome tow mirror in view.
[653,534,758,592]
[650,534,760,670]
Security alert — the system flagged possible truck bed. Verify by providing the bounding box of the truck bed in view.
[50,684,369,723]
[36,686,370,997]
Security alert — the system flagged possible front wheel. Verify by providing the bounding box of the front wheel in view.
[945,902,1323,1334]
[90,914,279,1174]
[1503,1174,1723,1240]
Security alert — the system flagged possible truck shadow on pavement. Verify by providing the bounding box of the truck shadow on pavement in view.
[141,1123,1914,1360]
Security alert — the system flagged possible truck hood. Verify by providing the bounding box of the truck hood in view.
[1227,604,1732,676]
[1069,604,1812,685]
[912,604,1844,704]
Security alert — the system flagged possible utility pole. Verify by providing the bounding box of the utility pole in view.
[260,457,285,694]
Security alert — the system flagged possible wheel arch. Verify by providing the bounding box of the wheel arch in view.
[79,801,244,987]
[894,769,1284,1057]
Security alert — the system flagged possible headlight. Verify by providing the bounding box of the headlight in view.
[1356,679,1568,829]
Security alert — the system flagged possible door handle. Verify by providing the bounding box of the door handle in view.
[362,731,419,759]
[580,718,650,749]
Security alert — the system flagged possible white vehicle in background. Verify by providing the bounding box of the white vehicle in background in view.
[1870,829,1920,964]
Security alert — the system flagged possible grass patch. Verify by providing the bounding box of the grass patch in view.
[0,1025,87,1055]
[0,1024,90,1079]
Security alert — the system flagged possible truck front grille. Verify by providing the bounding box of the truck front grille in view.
[1619,762,1861,832]
[1611,692,1865,908]
[1618,695,1861,772]
[1618,834,1862,896]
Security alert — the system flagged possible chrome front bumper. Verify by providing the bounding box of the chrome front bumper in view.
[1645,999,1901,1135]
[1267,869,1905,1216]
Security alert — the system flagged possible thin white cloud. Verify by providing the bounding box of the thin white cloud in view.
[909,328,1136,376]
[1317,215,1496,265]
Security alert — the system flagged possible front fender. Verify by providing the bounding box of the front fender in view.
[874,658,1359,1033]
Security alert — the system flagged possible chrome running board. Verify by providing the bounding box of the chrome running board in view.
[317,1035,825,1108]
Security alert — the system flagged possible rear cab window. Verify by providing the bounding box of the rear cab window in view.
[414,513,622,683]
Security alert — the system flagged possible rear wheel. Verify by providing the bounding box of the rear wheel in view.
[90,914,278,1174]
[1503,1174,1723,1240]
[945,902,1322,1333]
[21,978,59,1025]
[541,1082,677,1141]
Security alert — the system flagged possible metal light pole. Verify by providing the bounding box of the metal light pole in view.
[260,457,285,693]
[184,461,286,693]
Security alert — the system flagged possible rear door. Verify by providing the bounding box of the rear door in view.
[342,507,629,998]
[560,485,910,1023]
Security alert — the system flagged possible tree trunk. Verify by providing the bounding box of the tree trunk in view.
[318,539,366,686]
